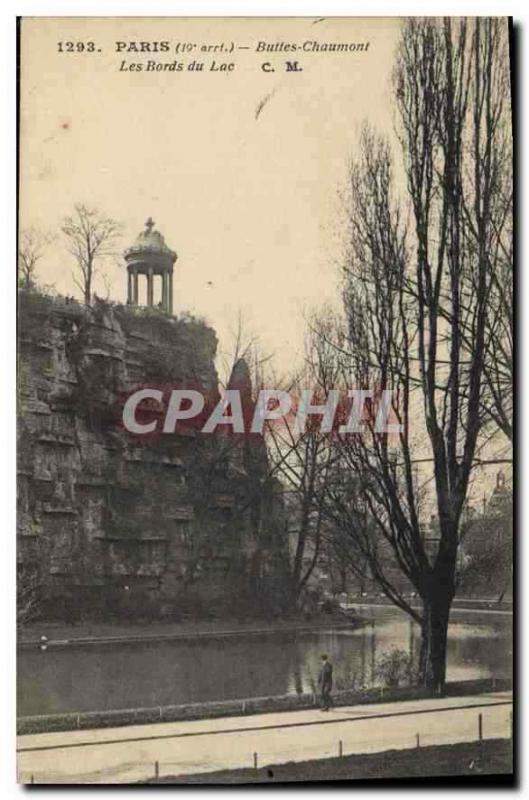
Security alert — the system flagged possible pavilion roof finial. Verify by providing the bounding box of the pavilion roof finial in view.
[145,216,155,233]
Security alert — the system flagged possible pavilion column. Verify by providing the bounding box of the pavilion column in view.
[161,272,167,312]
[124,220,176,311]
[147,267,154,306]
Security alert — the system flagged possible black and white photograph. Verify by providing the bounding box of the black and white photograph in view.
[13,11,514,786]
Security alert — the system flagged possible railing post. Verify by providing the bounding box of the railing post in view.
[478,713,483,742]
[416,733,420,749]
[339,740,343,757]
[253,752,258,771]
[154,760,159,780]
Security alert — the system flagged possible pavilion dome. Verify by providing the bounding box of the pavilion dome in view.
[124,218,177,262]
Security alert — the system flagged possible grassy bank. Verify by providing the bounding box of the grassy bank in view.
[18,597,512,649]
[18,612,356,648]
[18,600,511,650]
[17,678,511,735]
[149,738,513,784]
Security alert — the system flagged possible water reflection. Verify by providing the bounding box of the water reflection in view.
[17,607,512,717]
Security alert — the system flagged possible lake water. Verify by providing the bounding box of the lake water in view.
[17,606,512,717]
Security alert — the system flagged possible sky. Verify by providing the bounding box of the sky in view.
[19,16,400,371]
[19,16,512,505]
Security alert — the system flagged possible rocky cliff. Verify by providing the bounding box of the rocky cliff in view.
[17,291,288,621]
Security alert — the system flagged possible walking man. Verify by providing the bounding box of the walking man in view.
[318,653,333,711]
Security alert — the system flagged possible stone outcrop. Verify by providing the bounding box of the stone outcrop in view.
[17,290,288,620]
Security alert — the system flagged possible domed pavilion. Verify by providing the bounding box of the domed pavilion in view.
[124,217,177,314]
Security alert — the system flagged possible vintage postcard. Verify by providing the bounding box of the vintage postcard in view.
[17,16,513,784]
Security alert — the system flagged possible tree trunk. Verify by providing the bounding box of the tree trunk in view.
[418,592,451,694]
[285,575,301,613]
[84,260,93,305]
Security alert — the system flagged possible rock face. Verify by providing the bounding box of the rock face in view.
[17,291,288,621]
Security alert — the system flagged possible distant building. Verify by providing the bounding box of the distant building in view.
[458,471,513,598]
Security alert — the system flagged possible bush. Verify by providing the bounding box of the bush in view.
[376,647,416,688]
[319,597,342,615]
[334,661,365,692]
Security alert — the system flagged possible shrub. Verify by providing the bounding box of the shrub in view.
[376,647,416,688]
[334,661,363,692]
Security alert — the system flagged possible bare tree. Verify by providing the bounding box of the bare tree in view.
[265,316,341,610]
[62,203,121,305]
[17,565,43,626]
[459,511,513,603]
[318,18,511,692]
[433,18,513,442]
[18,227,54,289]
[183,435,242,588]
[481,183,513,440]
[176,319,288,613]
[268,412,330,609]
